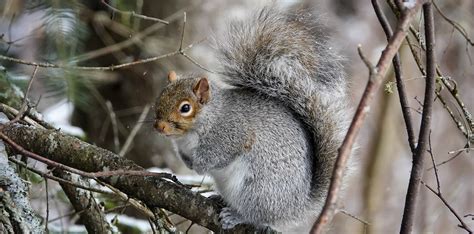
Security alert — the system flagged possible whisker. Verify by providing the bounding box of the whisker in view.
[137,119,155,124]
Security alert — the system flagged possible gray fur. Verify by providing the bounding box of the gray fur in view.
[174,6,350,230]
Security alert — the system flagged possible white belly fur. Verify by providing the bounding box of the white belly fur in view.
[210,157,248,206]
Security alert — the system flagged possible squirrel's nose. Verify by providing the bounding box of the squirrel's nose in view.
[154,120,169,133]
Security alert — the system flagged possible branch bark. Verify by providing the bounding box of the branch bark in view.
[400,2,436,233]
[0,123,222,232]
[372,0,416,152]
[53,170,114,234]
[310,1,424,233]
[0,140,43,233]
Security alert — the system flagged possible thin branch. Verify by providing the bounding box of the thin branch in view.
[176,12,217,74]
[105,101,120,153]
[98,182,154,219]
[448,147,473,155]
[426,143,468,170]
[48,208,88,223]
[119,104,150,156]
[8,66,39,125]
[388,0,473,142]
[421,182,472,233]
[427,131,440,192]
[90,170,183,186]
[0,38,215,73]
[432,0,474,46]
[0,103,44,129]
[8,157,111,194]
[400,2,436,233]
[357,45,375,76]
[70,7,186,63]
[309,2,424,233]
[423,142,473,232]
[0,51,178,71]
[372,0,417,152]
[181,52,218,74]
[45,176,49,233]
[101,0,169,25]
[339,209,370,226]
[179,12,187,51]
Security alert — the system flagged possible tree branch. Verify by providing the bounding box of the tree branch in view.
[0,123,222,232]
[372,0,417,152]
[53,170,114,234]
[101,0,169,25]
[399,2,436,233]
[310,1,424,233]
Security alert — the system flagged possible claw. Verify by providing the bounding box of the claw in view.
[219,207,245,229]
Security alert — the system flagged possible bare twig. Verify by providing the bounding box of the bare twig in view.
[105,101,120,153]
[389,1,474,143]
[309,2,424,233]
[400,2,436,233]
[426,143,469,170]
[90,170,183,186]
[448,147,473,154]
[99,182,155,218]
[339,209,370,226]
[8,157,110,194]
[70,7,186,63]
[432,0,474,46]
[101,0,169,25]
[176,12,217,74]
[8,66,39,125]
[45,177,49,233]
[48,208,88,223]
[179,12,187,51]
[119,104,150,156]
[421,182,473,233]
[422,138,472,233]
[427,131,440,192]
[0,103,44,129]
[372,0,416,152]
[0,38,214,73]
[181,50,217,74]
[357,46,375,75]
[0,51,178,71]
[3,14,15,54]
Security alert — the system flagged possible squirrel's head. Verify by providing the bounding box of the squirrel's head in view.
[154,71,210,137]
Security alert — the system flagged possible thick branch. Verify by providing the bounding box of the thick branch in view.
[400,2,436,233]
[0,141,43,233]
[53,170,114,233]
[1,123,221,232]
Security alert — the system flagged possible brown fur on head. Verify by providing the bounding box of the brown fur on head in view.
[154,72,210,136]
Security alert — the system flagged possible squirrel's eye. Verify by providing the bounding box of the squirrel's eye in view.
[181,104,190,113]
[178,101,193,117]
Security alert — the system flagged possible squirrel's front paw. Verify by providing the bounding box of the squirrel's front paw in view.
[219,207,245,229]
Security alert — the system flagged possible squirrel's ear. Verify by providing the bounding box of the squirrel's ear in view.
[193,77,210,104]
[168,71,177,82]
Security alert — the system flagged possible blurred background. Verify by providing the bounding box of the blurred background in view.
[0,0,472,233]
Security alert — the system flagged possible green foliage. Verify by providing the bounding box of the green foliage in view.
[0,68,24,108]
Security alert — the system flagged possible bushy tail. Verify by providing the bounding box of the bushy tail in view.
[217,6,350,201]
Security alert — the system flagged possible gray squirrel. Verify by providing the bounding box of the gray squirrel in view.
[154,6,350,231]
